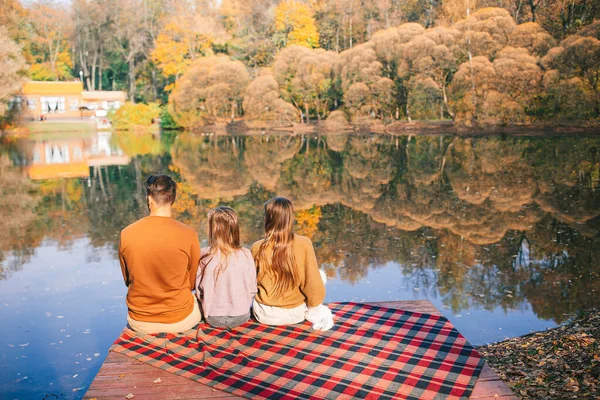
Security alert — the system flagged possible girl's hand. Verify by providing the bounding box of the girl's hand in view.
[306,304,334,331]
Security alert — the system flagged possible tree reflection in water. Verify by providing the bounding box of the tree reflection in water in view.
[0,132,598,323]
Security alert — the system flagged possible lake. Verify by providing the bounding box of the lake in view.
[0,129,598,399]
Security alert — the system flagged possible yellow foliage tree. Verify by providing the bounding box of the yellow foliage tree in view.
[275,0,320,48]
[27,2,73,81]
[151,18,213,91]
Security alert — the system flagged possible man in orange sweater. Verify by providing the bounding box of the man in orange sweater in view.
[119,175,201,334]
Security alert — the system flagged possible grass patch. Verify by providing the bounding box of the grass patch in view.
[24,121,96,136]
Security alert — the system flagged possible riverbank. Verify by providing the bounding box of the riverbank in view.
[3,118,600,137]
[477,309,600,399]
[174,119,600,136]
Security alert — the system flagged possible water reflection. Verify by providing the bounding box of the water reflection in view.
[0,130,598,397]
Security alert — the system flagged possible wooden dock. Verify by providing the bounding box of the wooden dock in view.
[84,300,517,400]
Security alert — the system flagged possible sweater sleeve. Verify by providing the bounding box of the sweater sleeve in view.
[300,239,325,307]
[245,249,258,296]
[189,233,201,290]
[118,232,129,287]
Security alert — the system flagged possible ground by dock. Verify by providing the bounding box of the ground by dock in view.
[84,300,516,400]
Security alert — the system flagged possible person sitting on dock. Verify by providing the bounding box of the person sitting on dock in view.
[251,197,334,331]
[119,174,201,334]
[195,206,257,329]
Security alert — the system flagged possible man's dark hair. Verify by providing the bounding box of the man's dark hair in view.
[146,175,177,206]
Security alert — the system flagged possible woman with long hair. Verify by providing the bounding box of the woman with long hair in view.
[252,197,333,330]
[196,206,257,329]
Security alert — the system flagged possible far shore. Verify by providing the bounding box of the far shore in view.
[176,119,600,137]
[2,118,600,137]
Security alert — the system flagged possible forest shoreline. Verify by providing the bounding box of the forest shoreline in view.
[3,119,599,138]
[171,120,600,137]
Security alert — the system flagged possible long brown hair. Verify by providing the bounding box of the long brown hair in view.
[201,206,241,284]
[255,197,298,298]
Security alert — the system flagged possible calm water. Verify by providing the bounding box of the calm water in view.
[0,130,598,399]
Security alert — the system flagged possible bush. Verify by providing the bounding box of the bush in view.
[323,110,350,131]
[159,106,181,130]
[109,102,161,130]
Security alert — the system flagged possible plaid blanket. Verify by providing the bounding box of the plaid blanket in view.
[110,302,484,400]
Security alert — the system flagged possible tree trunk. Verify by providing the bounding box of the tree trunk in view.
[128,58,136,102]
[99,39,104,90]
[528,0,537,22]
[91,57,97,91]
[465,0,477,123]
[79,49,91,91]
[99,64,103,91]
[441,81,455,120]
[349,4,353,48]
[151,69,157,101]
[305,104,310,123]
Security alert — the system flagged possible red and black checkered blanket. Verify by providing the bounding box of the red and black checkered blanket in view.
[110,302,484,399]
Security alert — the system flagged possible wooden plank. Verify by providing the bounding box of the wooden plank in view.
[84,300,515,400]
[478,363,503,382]
[470,379,518,399]
[365,300,442,316]
[84,353,237,399]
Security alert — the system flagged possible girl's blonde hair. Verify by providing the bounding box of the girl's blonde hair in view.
[255,197,298,298]
[201,206,241,284]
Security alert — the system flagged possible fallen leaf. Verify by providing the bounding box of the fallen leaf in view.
[118,374,126,378]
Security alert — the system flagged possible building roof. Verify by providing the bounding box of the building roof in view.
[22,81,84,95]
[82,91,127,102]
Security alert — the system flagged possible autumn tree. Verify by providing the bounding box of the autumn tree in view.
[449,46,543,124]
[369,23,426,119]
[151,19,212,91]
[0,28,27,111]
[169,55,250,127]
[219,0,280,68]
[510,21,556,57]
[437,0,478,25]
[0,0,29,42]
[111,0,152,100]
[541,27,600,118]
[337,45,376,120]
[535,0,600,39]
[26,1,74,80]
[72,0,114,91]
[313,0,406,51]
[152,3,229,92]
[404,26,464,119]
[242,69,299,127]
[274,0,320,48]
[453,8,517,59]
[272,45,339,122]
